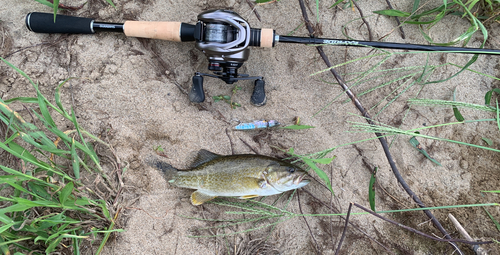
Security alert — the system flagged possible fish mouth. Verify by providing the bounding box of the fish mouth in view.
[294,173,311,185]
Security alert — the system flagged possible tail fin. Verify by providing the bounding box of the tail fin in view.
[144,155,178,182]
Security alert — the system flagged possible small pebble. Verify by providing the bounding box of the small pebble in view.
[459,159,468,169]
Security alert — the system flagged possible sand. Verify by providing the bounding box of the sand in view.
[1,0,499,254]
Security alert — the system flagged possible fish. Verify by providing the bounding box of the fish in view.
[234,120,280,130]
[146,149,310,205]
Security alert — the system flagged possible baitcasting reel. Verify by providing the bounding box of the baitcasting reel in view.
[190,10,273,106]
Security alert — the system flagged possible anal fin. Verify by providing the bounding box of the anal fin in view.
[239,195,260,199]
[191,191,217,205]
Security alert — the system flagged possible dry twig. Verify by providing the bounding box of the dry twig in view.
[245,0,262,22]
[384,0,406,39]
[297,190,322,255]
[351,0,373,41]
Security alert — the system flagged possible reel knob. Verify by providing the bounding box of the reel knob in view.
[189,75,205,103]
[250,79,266,106]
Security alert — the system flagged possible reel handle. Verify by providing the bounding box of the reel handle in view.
[189,75,205,103]
[250,79,266,106]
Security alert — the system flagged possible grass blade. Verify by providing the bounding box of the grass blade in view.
[71,107,99,166]
[351,121,500,153]
[280,125,315,130]
[0,142,74,182]
[7,141,38,163]
[329,0,344,9]
[3,97,38,104]
[485,88,500,105]
[373,9,411,17]
[409,99,495,112]
[28,182,53,201]
[54,78,74,118]
[452,106,464,121]
[452,87,465,121]
[315,0,319,23]
[482,137,493,145]
[0,56,121,254]
[71,138,80,179]
[59,182,74,206]
[310,156,335,164]
[497,100,500,132]
[409,136,442,166]
[36,84,57,128]
[411,0,420,14]
[369,167,377,211]
[303,159,334,195]
[105,0,116,8]
[96,209,120,255]
[0,236,9,255]
[483,207,500,233]
[0,237,32,247]
[53,0,59,22]
[0,58,35,87]
[0,223,16,234]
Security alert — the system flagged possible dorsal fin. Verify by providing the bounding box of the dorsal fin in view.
[190,149,221,168]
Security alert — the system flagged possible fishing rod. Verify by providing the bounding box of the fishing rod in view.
[26,10,500,106]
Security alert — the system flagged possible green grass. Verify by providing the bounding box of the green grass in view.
[213,85,242,109]
[185,195,497,238]
[21,0,500,251]
[306,0,500,156]
[32,0,115,22]
[302,1,500,247]
[0,58,123,254]
[373,0,499,47]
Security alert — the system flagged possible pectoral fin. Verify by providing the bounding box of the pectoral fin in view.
[191,191,216,205]
[239,195,260,199]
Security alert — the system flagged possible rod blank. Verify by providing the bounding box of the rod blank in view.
[277,35,500,55]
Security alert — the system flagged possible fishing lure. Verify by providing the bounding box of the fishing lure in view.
[234,120,280,130]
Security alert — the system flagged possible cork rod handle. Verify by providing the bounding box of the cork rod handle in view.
[260,28,274,48]
[123,21,182,42]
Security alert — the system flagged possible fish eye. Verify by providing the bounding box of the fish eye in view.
[287,167,295,173]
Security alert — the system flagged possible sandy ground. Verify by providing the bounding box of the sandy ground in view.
[1,0,500,254]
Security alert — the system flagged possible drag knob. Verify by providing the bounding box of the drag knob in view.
[250,79,266,106]
[189,75,205,103]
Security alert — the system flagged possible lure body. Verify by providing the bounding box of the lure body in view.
[234,120,280,130]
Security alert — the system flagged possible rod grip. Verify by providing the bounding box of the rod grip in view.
[26,12,94,34]
[249,28,275,48]
[260,28,274,48]
[124,21,185,41]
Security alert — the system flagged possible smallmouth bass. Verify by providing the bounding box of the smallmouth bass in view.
[146,149,310,205]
